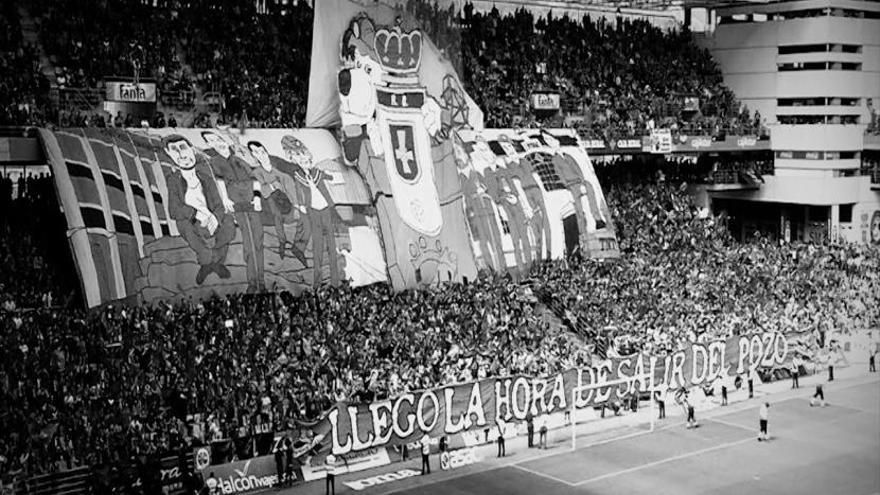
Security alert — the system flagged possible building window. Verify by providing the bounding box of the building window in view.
[778,61,827,71]
[839,204,853,223]
[778,62,862,72]
[776,150,859,160]
[778,97,825,106]
[777,115,860,125]
[778,44,827,55]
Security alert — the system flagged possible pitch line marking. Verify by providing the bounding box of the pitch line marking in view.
[708,417,755,432]
[512,464,576,486]
[573,436,754,486]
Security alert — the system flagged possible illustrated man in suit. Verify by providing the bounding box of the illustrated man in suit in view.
[162,134,236,285]
[246,140,309,266]
[282,135,340,288]
[542,132,607,233]
[457,139,506,273]
[508,152,551,262]
[202,130,265,293]
[484,142,531,274]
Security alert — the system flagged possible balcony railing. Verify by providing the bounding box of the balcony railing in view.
[49,87,105,111]
[159,89,196,109]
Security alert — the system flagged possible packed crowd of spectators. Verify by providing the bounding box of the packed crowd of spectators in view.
[2,158,878,488]
[458,6,764,137]
[1,0,877,489]
[0,2,53,126]
[32,0,187,91]
[177,0,312,128]
[0,173,78,311]
[2,0,769,138]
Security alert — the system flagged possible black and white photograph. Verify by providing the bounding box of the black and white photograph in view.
[0,0,878,494]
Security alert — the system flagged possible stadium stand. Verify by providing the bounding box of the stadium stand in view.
[1,158,878,488]
[0,1,877,493]
[3,0,763,138]
[0,2,52,126]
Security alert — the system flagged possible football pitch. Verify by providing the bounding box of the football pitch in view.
[322,375,879,495]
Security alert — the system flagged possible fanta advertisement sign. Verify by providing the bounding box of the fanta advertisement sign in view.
[530,92,561,111]
[106,81,157,103]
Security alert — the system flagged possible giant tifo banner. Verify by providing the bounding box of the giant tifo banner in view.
[40,125,617,306]
[329,7,617,286]
[40,2,618,307]
[305,0,483,130]
[306,332,796,456]
[40,127,387,307]
[459,128,618,261]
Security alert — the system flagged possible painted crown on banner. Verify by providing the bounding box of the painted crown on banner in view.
[374,25,422,75]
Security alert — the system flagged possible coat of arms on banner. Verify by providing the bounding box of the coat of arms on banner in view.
[337,14,478,288]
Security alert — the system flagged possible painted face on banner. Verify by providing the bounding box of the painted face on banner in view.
[203,132,230,157]
[452,138,470,172]
[284,143,313,169]
[470,139,496,173]
[249,143,271,169]
[166,140,196,170]
[541,132,560,149]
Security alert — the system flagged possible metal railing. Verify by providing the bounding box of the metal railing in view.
[50,88,104,112]
[8,466,91,495]
[199,91,223,112]
[159,89,196,109]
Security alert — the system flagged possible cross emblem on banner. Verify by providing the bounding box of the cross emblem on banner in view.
[390,125,419,181]
[395,129,414,176]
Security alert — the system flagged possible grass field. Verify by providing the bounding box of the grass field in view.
[343,375,880,495]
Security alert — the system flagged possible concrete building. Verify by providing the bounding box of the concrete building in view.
[695,0,880,243]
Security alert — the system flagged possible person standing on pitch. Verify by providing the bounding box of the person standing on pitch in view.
[526,414,534,448]
[654,390,666,419]
[721,384,728,406]
[420,435,432,475]
[496,418,507,457]
[539,416,548,449]
[869,348,875,373]
[747,369,755,399]
[683,396,698,429]
[758,402,770,441]
[274,436,287,486]
[810,384,826,407]
[324,454,339,495]
[790,360,800,389]
[284,437,294,487]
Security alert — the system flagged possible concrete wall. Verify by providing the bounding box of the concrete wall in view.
[700,15,880,126]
